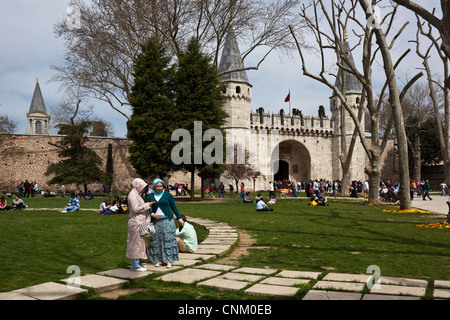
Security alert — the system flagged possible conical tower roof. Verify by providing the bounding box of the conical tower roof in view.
[218,27,251,85]
[28,78,49,115]
[334,40,362,95]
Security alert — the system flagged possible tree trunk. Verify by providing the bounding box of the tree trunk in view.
[365,157,382,204]
[341,169,351,197]
[190,167,195,200]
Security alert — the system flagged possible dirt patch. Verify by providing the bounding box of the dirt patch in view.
[214,228,263,265]
[99,288,149,300]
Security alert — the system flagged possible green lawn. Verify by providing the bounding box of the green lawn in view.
[0,193,448,300]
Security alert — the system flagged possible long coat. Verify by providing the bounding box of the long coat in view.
[126,178,151,260]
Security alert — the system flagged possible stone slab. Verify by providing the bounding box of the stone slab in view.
[0,291,37,300]
[260,277,310,287]
[276,270,321,280]
[13,282,87,300]
[195,246,232,256]
[157,268,221,284]
[370,284,426,297]
[61,274,128,293]
[362,294,421,300]
[198,278,249,291]
[433,288,450,299]
[302,290,362,300]
[232,267,278,275]
[201,239,237,245]
[380,276,428,288]
[322,273,370,283]
[194,264,237,271]
[245,284,299,298]
[176,259,200,267]
[313,281,366,292]
[97,268,153,281]
[146,264,182,272]
[434,280,450,289]
[217,273,265,282]
[178,253,215,261]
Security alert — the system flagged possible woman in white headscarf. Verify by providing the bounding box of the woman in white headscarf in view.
[126,178,154,272]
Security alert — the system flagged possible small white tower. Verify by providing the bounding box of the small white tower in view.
[27,78,51,135]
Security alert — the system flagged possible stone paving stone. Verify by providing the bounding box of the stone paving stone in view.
[260,277,310,287]
[0,291,37,300]
[175,259,200,267]
[13,282,87,300]
[379,276,428,287]
[313,280,366,292]
[362,294,421,300]
[232,267,278,275]
[178,253,215,261]
[322,273,370,283]
[434,280,450,289]
[61,274,128,293]
[201,239,237,245]
[194,263,237,271]
[433,288,450,299]
[97,268,153,281]
[276,270,321,280]
[157,268,221,284]
[217,273,265,282]
[198,278,249,291]
[245,284,299,298]
[195,245,232,256]
[302,290,362,300]
[370,284,426,297]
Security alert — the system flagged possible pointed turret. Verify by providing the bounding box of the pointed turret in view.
[334,35,362,95]
[218,26,250,85]
[27,78,51,135]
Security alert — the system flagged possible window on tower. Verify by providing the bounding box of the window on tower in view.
[236,86,241,94]
[35,121,42,134]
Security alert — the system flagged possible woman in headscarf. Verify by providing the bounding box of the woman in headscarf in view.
[126,178,154,272]
[147,179,184,268]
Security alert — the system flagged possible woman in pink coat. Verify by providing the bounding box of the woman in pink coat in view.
[126,178,154,272]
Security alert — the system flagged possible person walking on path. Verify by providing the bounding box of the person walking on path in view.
[440,181,447,196]
[147,179,184,269]
[422,180,432,201]
[126,178,154,272]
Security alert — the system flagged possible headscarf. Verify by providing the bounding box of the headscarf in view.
[152,179,165,197]
[131,178,148,194]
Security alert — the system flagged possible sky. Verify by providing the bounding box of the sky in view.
[0,1,443,138]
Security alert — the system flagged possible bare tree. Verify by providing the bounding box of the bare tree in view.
[411,12,450,184]
[224,143,260,191]
[392,0,450,89]
[290,0,421,208]
[53,0,305,121]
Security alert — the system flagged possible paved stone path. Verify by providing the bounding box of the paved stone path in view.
[1,200,449,300]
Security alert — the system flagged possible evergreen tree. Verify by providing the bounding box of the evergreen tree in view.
[174,37,228,198]
[127,36,177,179]
[45,122,104,193]
[104,143,114,191]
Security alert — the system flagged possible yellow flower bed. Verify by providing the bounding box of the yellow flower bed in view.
[382,209,430,214]
[416,222,450,229]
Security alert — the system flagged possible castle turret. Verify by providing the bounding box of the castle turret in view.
[218,26,252,131]
[27,78,51,135]
[331,36,365,181]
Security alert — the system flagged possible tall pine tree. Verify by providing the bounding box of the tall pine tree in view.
[174,37,228,198]
[127,36,178,179]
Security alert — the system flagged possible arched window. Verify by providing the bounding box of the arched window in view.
[236,86,241,94]
[35,121,42,134]
[356,97,360,104]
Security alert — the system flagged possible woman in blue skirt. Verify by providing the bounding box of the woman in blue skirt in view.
[147,179,184,268]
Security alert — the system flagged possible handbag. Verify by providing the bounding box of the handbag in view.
[139,221,155,237]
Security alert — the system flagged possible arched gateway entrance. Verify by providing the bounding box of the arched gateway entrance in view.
[273,140,311,182]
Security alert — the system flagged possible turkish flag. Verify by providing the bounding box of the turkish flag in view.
[285,92,290,102]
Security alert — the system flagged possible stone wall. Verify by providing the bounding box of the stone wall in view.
[0,134,139,194]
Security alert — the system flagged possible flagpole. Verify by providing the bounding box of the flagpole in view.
[289,90,291,115]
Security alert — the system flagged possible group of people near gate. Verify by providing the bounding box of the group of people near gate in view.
[126,178,198,272]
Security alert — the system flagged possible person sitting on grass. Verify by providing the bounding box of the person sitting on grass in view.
[85,190,94,200]
[99,198,114,215]
[309,194,319,206]
[61,193,80,213]
[11,195,26,210]
[242,192,252,203]
[176,215,198,253]
[0,196,9,211]
[317,193,328,206]
[256,197,273,211]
